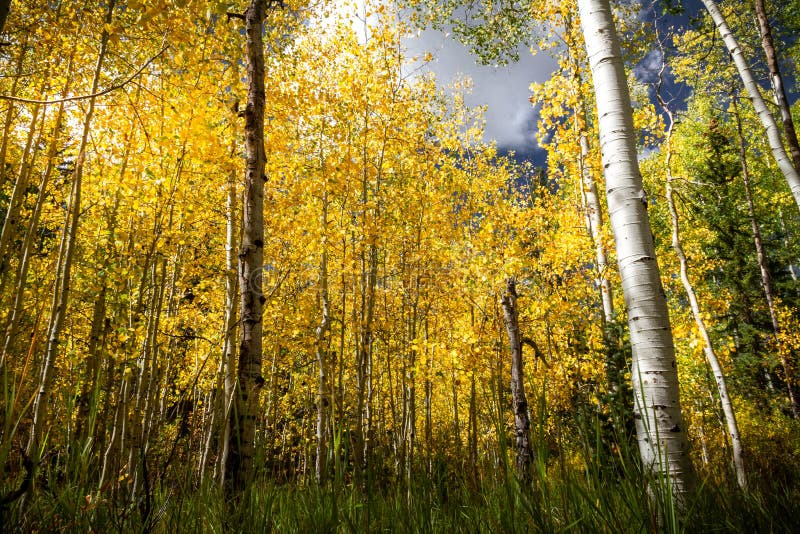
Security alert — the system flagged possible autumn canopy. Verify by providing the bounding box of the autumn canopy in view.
[1,0,800,530]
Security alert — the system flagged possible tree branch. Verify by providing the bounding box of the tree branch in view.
[521,336,548,366]
[0,45,170,105]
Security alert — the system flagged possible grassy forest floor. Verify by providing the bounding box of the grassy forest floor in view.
[3,412,800,533]
[4,461,800,532]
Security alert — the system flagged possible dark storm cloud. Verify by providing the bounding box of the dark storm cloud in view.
[405,28,557,158]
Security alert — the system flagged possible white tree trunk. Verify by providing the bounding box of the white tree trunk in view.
[656,78,747,488]
[578,130,615,328]
[578,0,692,493]
[315,188,330,483]
[700,0,800,211]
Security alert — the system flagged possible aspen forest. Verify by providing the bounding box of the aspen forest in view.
[2,0,800,531]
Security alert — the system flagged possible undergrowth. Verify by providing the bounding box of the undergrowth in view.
[2,449,798,533]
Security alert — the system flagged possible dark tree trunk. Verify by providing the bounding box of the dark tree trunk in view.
[226,0,268,494]
[500,278,533,482]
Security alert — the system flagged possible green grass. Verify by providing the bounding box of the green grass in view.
[2,458,799,533]
[3,369,799,532]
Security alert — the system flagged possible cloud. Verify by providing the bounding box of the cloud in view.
[634,48,664,85]
[405,29,557,155]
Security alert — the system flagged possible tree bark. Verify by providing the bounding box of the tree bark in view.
[0,35,27,194]
[216,148,239,485]
[0,100,42,278]
[226,0,268,494]
[75,141,127,449]
[578,0,693,495]
[0,67,71,368]
[564,18,615,335]
[700,0,800,212]
[500,278,532,482]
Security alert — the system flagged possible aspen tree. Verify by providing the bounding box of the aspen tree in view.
[0,35,28,194]
[563,23,625,409]
[563,15,615,335]
[753,0,800,171]
[501,278,532,481]
[656,53,747,488]
[27,0,116,468]
[75,101,137,448]
[0,99,42,275]
[0,65,71,368]
[75,189,121,449]
[577,0,693,493]
[215,144,239,485]
[700,0,800,211]
[226,0,271,493]
[315,185,331,483]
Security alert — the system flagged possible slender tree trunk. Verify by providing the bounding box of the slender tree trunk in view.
[565,23,615,334]
[700,0,800,211]
[468,370,478,483]
[657,74,747,488]
[128,255,167,504]
[216,152,238,485]
[26,0,115,466]
[424,320,433,477]
[226,0,269,494]
[315,189,331,483]
[404,282,418,501]
[76,148,126,448]
[355,189,378,485]
[450,357,461,455]
[0,67,71,368]
[578,0,693,494]
[571,89,627,410]
[0,99,42,278]
[753,0,800,171]
[732,95,800,418]
[501,278,532,482]
[99,368,128,493]
[777,208,798,281]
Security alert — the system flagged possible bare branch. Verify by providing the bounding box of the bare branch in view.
[0,45,169,105]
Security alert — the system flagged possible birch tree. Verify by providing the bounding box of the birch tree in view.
[731,95,800,418]
[577,0,692,493]
[655,53,747,488]
[753,0,800,171]
[700,0,800,212]
[225,0,271,494]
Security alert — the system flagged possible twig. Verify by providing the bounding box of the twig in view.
[0,46,170,105]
